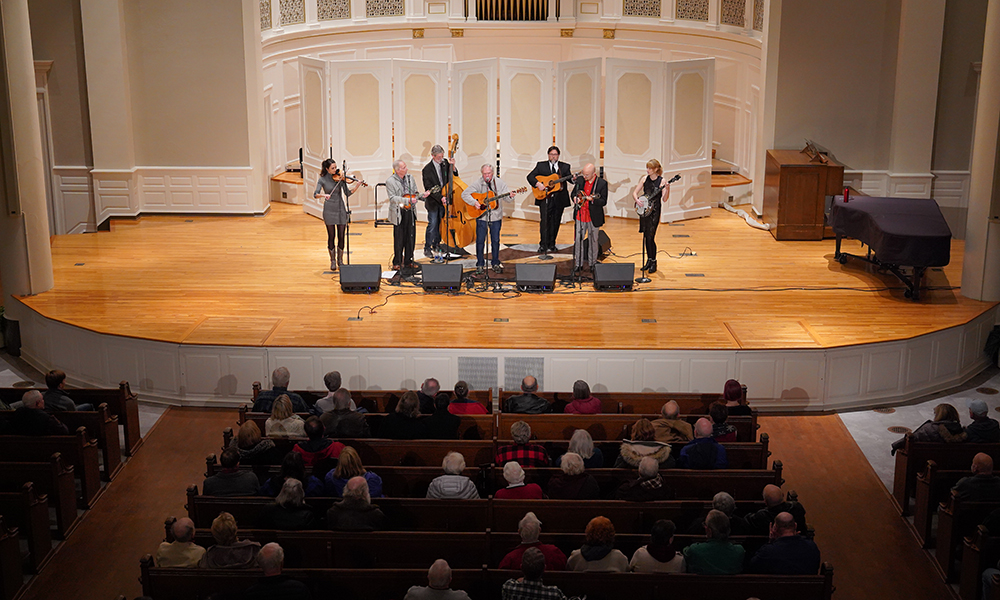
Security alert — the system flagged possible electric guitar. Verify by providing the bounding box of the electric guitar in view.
[401,185,441,210]
[532,172,577,201]
[467,186,529,219]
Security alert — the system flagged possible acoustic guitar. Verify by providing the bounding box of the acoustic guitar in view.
[531,172,576,201]
[466,186,529,219]
[401,184,441,210]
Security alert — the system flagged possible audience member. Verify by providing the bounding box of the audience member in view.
[615,456,673,501]
[42,370,93,411]
[953,453,1000,501]
[709,402,737,442]
[501,547,566,600]
[293,417,344,467]
[891,403,966,454]
[11,391,69,436]
[260,451,325,498]
[448,381,489,415]
[229,421,279,465]
[497,421,550,467]
[265,395,306,438]
[426,452,480,499]
[498,512,567,571]
[686,491,750,536]
[198,511,261,569]
[155,517,206,567]
[651,400,694,444]
[629,519,685,573]
[243,542,312,600]
[745,484,807,535]
[495,461,544,499]
[203,448,260,496]
[258,479,319,530]
[563,380,601,414]
[966,399,1000,443]
[252,367,309,413]
[566,516,629,572]
[682,510,744,574]
[723,379,752,416]
[615,418,674,468]
[677,418,729,470]
[314,371,358,413]
[418,378,441,414]
[424,392,461,440]
[749,512,821,574]
[325,446,383,498]
[546,452,600,500]
[319,388,370,438]
[404,559,472,600]
[554,429,604,469]
[327,476,385,531]
[504,376,551,414]
[379,391,429,439]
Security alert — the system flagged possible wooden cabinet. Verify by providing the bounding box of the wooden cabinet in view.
[763,149,844,240]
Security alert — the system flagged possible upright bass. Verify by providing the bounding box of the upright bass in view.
[439,134,476,249]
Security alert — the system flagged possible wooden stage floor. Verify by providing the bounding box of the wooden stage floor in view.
[19,202,994,350]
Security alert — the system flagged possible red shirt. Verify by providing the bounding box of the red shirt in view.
[292,439,344,468]
[577,178,594,222]
[499,542,568,571]
[448,400,489,415]
[495,483,544,499]
[563,396,601,414]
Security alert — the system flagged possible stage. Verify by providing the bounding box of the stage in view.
[11,203,998,410]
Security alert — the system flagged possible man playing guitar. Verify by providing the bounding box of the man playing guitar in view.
[527,146,573,254]
[462,164,513,275]
[570,164,608,273]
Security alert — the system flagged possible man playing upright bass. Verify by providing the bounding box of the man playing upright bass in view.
[422,144,458,258]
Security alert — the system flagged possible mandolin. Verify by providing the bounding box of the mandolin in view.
[532,172,576,201]
[401,185,441,210]
[467,186,529,219]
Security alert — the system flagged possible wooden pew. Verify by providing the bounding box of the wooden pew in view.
[0,428,102,508]
[237,410,494,440]
[0,518,22,600]
[541,435,771,471]
[0,483,52,573]
[251,384,494,414]
[891,434,1000,514]
[498,389,748,416]
[913,460,969,548]
[0,453,78,539]
[497,412,758,443]
[936,491,1000,582]
[960,525,1000,600]
[0,381,142,457]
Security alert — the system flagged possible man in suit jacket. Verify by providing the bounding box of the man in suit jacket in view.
[526,146,572,254]
[421,144,458,257]
[570,163,608,272]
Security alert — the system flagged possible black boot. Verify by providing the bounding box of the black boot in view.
[647,260,657,274]
[328,249,337,271]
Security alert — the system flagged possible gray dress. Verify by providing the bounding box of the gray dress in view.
[315,173,352,226]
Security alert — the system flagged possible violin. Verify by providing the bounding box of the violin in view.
[332,170,369,187]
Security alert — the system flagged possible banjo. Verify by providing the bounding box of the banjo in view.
[635,174,681,217]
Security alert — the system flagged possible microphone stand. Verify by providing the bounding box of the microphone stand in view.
[537,193,552,261]
[636,221,650,284]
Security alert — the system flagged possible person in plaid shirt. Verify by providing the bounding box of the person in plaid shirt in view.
[496,421,550,467]
[501,547,566,600]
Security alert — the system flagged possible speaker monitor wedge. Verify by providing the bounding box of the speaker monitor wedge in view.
[593,262,635,291]
[515,263,557,293]
[339,264,381,293]
[421,263,463,292]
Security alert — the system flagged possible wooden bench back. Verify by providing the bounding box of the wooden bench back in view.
[237,410,494,440]
[497,413,757,442]
[0,517,22,600]
[497,389,749,415]
[891,434,1000,514]
[0,428,101,507]
[252,384,493,414]
[937,492,1000,581]
[0,454,78,539]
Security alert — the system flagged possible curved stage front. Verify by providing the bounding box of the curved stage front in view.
[13,204,997,412]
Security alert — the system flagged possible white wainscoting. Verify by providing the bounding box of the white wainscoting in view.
[842,171,935,199]
[53,166,96,233]
[931,170,971,208]
[13,299,998,411]
[92,169,139,224]
[139,167,255,213]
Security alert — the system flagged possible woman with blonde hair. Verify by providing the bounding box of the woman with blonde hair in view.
[265,395,306,438]
[891,402,966,454]
[615,418,674,469]
[325,446,383,498]
[631,158,670,274]
[377,390,428,439]
[228,420,277,465]
[198,512,261,568]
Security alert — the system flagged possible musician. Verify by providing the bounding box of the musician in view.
[314,158,362,271]
[570,164,608,273]
[421,145,458,258]
[632,159,670,273]
[386,159,430,271]
[462,164,510,275]
[527,146,572,254]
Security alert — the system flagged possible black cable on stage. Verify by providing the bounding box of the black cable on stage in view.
[607,247,696,260]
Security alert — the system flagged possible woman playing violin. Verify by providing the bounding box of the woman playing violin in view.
[315,158,362,271]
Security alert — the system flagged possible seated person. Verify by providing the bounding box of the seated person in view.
[293,417,344,468]
[203,447,260,496]
[265,395,306,438]
[448,381,489,415]
[229,420,279,465]
[11,390,69,436]
[42,370,93,411]
[503,376,551,414]
[615,418,674,469]
[651,400,693,444]
[426,451,480,499]
[378,391,429,440]
[615,456,673,502]
[319,388,370,438]
[709,402,737,442]
[686,491,751,536]
[325,446,383,498]
[546,452,600,500]
[953,453,1000,501]
[260,451,325,498]
[495,461,543,499]
[683,510,745,574]
[967,399,1000,443]
[563,380,601,414]
[327,475,385,531]
[744,484,808,535]
[749,512,821,574]
[677,418,729,470]
[198,511,261,569]
[418,378,441,415]
[424,392,461,440]
[496,421,550,467]
[156,517,206,567]
[629,519,685,573]
[554,429,604,469]
[498,512,567,571]
[566,516,629,572]
[723,379,752,416]
[258,479,319,530]
[252,366,309,413]
[501,547,567,600]
[891,403,966,454]
[314,371,361,414]
[404,559,471,600]
[243,542,311,600]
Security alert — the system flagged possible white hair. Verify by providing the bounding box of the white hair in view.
[568,429,595,459]
[271,366,290,388]
[258,542,284,574]
[442,451,466,475]
[638,456,659,479]
[276,478,304,507]
[504,461,526,485]
[393,159,406,170]
[480,163,494,174]
[344,476,371,504]
[712,491,736,516]
[518,512,542,543]
[560,452,585,476]
[22,390,44,409]
[430,144,445,156]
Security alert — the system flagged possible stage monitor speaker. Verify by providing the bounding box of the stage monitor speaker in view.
[593,262,635,291]
[421,263,463,292]
[582,230,612,261]
[340,264,381,293]
[515,263,557,292]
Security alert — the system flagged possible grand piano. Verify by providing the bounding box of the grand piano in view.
[829,195,952,301]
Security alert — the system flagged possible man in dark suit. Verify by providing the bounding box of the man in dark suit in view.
[570,163,608,272]
[421,144,457,257]
[748,512,821,574]
[526,146,572,254]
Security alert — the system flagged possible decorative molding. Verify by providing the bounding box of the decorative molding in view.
[603,28,616,38]
[560,28,575,37]
[139,167,255,213]
[623,0,660,18]
[53,166,95,234]
[412,28,424,37]
[930,170,970,209]
[280,0,306,25]
[260,0,272,29]
[318,0,351,19]
[752,0,764,31]
[366,0,405,17]
[451,28,464,37]
[92,169,139,224]
[720,0,745,27]
[676,0,708,21]
[843,171,934,199]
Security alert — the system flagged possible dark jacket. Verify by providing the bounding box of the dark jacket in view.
[677,437,729,470]
[252,387,310,413]
[417,392,437,415]
[11,407,70,436]
[257,503,319,531]
[570,175,609,227]
[423,409,460,440]
[320,409,370,438]
[326,499,385,531]
[422,158,458,210]
[229,439,282,466]
[745,501,808,536]
[953,474,1000,501]
[242,574,312,600]
[198,539,261,569]
[546,473,601,500]
[42,389,77,412]
[614,475,674,502]
[504,393,551,414]
[967,418,1000,443]
[202,470,260,497]
[686,513,751,536]
[748,535,821,575]
[527,160,572,208]
[378,412,428,440]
